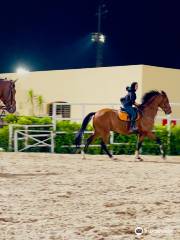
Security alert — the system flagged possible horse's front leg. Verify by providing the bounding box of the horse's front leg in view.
[135,134,145,161]
[146,132,165,159]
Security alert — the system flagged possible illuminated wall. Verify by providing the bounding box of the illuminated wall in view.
[2,65,180,121]
[3,65,142,116]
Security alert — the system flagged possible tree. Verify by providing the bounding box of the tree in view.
[36,95,44,115]
[27,89,35,115]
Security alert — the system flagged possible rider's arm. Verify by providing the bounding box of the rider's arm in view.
[129,92,137,106]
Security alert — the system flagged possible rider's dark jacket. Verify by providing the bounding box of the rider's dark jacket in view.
[120,82,137,108]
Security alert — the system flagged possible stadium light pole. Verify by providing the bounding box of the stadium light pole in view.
[91,1,108,67]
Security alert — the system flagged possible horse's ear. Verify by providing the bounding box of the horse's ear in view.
[13,79,18,83]
[161,90,167,96]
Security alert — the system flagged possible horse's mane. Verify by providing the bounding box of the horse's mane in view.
[140,90,160,106]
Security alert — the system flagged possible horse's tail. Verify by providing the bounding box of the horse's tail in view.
[75,112,96,148]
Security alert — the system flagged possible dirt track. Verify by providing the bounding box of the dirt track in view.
[0,153,180,240]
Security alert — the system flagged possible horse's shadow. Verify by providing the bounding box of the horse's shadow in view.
[112,157,180,165]
[0,172,58,178]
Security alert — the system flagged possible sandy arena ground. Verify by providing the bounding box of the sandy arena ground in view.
[0,153,180,240]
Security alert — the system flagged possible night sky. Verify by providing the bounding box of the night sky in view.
[0,0,180,73]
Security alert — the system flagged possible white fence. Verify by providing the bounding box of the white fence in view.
[10,102,180,153]
[9,124,54,152]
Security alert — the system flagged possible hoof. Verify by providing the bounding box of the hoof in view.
[135,156,143,162]
[75,148,81,154]
[81,152,86,160]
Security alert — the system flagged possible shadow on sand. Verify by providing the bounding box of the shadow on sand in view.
[0,172,58,178]
[111,158,180,165]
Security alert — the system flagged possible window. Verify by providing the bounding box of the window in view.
[48,101,71,118]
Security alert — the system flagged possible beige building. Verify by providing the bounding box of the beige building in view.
[2,64,180,121]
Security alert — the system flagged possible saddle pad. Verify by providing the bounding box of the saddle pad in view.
[118,111,140,122]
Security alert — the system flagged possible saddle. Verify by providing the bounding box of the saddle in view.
[118,108,140,122]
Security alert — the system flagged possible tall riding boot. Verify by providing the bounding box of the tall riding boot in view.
[129,120,138,133]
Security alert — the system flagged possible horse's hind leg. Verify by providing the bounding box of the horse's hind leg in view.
[84,134,96,153]
[82,133,97,159]
[100,132,116,159]
[101,140,113,159]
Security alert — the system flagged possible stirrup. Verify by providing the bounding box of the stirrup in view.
[129,125,138,133]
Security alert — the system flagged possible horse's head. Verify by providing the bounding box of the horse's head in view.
[0,79,16,113]
[140,90,172,115]
[159,91,172,115]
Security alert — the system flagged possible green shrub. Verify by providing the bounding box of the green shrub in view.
[17,116,33,125]
[0,126,9,151]
[56,121,81,132]
[169,126,180,155]
[4,114,18,123]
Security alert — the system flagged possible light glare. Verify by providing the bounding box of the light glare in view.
[91,32,106,43]
[16,67,30,74]
[99,34,105,43]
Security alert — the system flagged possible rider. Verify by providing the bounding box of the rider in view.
[120,82,139,132]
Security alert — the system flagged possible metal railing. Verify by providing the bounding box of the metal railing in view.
[9,124,54,152]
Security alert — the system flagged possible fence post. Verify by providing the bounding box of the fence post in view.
[8,125,13,151]
[52,103,57,153]
[52,103,56,131]
[166,114,171,155]
[25,125,28,149]
[14,130,18,152]
[50,131,55,153]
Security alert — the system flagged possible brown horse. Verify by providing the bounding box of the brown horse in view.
[0,79,16,114]
[75,90,172,160]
